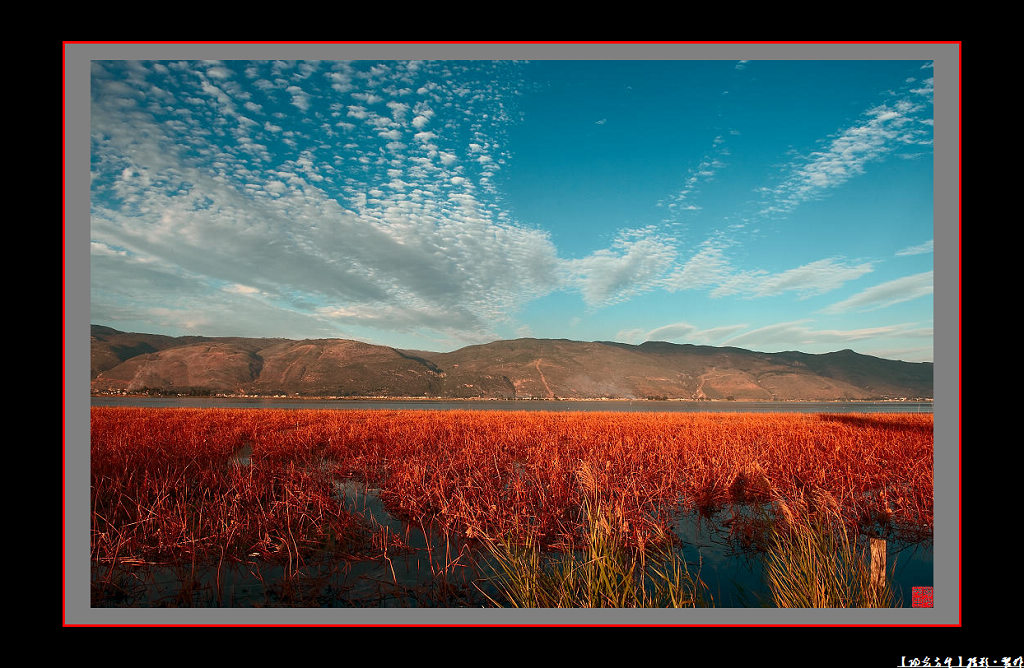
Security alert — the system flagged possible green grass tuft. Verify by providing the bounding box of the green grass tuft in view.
[477,491,710,608]
[763,492,899,608]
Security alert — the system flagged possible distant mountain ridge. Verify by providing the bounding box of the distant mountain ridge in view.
[90,325,933,401]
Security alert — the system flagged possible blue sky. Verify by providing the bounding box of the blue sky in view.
[90,59,935,361]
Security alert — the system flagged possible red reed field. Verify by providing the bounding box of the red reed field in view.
[89,407,933,605]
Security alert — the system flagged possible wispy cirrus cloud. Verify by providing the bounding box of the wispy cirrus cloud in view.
[820,271,933,314]
[757,79,933,219]
[659,135,730,218]
[722,319,927,349]
[895,239,934,256]
[615,318,930,359]
[644,322,750,344]
[661,238,873,300]
[747,258,875,299]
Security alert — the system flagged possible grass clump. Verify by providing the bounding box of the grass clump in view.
[763,491,899,608]
[478,465,710,608]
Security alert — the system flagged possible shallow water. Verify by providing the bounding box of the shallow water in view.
[670,504,932,607]
[92,476,932,608]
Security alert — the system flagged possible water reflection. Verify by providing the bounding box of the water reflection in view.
[669,503,933,608]
[92,480,933,608]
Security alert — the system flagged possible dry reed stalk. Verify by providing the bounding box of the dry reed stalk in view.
[763,491,898,608]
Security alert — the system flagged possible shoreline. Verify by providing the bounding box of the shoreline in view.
[91,393,934,403]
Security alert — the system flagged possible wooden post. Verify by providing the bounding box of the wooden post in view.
[870,537,887,591]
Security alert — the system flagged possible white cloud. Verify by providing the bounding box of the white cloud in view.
[567,231,677,307]
[264,180,288,195]
[386,100,409,121]
[316,303,460,332]
[911,77,934,96]
[662,239,734,292]
[352,92,383,105]
[820,271,933,314]
[749,258,874,298]
[614,318,927,355]
[206,66,231,80]
[223,283,261,295]
[723,319,921,350]
[285,85,311,111]
[91,241,128,257]
[645,322,697,341]
[663,240,872,300]
[758,83,933,218]
[646,322,749,344]
[895,239,934,256]
[661,137,730,217]
[614,328,647,345]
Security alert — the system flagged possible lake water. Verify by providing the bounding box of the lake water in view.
[91,397,933,413]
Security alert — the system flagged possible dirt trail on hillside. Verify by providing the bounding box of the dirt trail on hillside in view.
[534,359,554,399]
[693,368,716,400]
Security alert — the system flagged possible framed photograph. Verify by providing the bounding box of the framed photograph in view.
[64,41,960,634]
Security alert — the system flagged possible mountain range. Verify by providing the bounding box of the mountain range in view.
[89,325,933,401]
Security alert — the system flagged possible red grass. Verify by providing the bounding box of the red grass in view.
[91,407,933,566]
[90,408,368,575]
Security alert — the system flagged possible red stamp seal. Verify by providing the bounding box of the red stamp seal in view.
[912,586,933,608]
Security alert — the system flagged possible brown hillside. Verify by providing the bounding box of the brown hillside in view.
[90,326,933,400]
